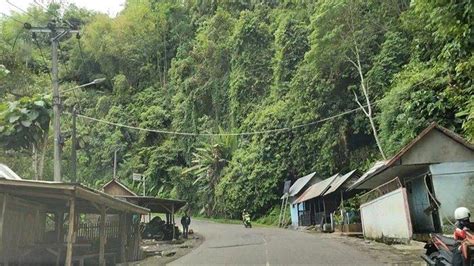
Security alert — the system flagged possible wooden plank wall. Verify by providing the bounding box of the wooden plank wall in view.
[0,194,45,263]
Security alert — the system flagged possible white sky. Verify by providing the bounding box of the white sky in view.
[0,0,126,17]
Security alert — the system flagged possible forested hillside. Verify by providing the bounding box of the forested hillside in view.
[1,0,473,219]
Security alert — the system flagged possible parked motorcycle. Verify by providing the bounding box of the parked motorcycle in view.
[422,230,473,266]
[422,207,474,266]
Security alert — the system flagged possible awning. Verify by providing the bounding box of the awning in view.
[323,169,359,196]
[118,196,187,214]
[348,161,387,190]
[294,174,339,204]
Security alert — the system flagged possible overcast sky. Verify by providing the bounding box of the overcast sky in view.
[1,0,126,17]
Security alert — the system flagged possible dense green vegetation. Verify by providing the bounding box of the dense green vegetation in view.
[1,0,472,220]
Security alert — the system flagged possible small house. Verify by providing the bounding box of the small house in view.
[350,123,474,243]
[285,172,321,228]
[294,174,339,226]
[102,178,137,197]
[293,170,362,229]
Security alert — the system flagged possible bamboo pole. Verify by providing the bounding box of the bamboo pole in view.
[65,198,76,266]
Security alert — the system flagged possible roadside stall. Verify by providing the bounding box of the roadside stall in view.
[0,179,149,265]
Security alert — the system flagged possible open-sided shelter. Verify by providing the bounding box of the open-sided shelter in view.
[102,179,187,239]
[0,179,149,265]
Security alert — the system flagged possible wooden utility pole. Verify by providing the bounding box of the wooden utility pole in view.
[65,198,76,266]
[26,22,79,181]
[99,206,106,266]
[71,105,77,182]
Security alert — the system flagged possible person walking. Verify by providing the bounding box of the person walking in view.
[181,212,191,239]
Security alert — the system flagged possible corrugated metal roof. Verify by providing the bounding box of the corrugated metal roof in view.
[0,163,22,180]
[288,172,316,197]
[295,174,339,203]
[348,161,387,190]
[324,169,358,196]
[0,179,149,214]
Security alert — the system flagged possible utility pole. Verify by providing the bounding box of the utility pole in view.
[71,105,77,183]
[26,22,79,182]
[113,149,118,179]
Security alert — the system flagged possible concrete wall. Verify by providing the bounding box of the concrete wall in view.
[360,188,412,243]
[402,130,474,165]
[431,161,474,230]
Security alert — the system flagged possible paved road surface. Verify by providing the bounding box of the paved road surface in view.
[170,220,387,265]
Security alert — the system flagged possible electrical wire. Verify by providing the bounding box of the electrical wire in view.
[33,0,74,28]
[32,32,52,80]
[68,102,377,137]
[11,28,24,51]
[0,12,27,26]
[58,42,71,74]
[6,0,36,19]
[76,33,85,62]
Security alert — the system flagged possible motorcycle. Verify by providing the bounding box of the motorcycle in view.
[422,230,474,266]
[243,214,252,228]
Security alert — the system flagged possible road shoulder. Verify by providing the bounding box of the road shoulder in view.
[129,233,204,266]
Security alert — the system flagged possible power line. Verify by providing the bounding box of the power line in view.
[11,28,24,51]
[76,33,85,62]
[0,12,27,26]
[69,102,379,137]
[6,0,36,20]
[32,32,52,80]
[33,0,74,28]
[58,42,71,74]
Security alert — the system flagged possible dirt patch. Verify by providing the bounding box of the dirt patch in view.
[129,234,204,266]
[318,232,425,265]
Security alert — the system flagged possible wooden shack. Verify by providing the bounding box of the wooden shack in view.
[0,179,149,265]
[102,179,137,197]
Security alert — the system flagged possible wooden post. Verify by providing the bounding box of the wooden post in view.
[322,197,326,222]
[119,213,127,263]
[65,198,76,266]
[0,193,8,265]
[171,203,175,240]
[99,206,106,266]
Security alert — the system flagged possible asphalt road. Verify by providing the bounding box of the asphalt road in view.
[169,220,386,265]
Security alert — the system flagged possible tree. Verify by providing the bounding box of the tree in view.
[0,95,51,180]
[182,140,233,217]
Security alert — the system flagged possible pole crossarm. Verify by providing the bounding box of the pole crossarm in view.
[29,27,79,34]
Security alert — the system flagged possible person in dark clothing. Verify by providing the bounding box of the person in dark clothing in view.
[181,212,191,239]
